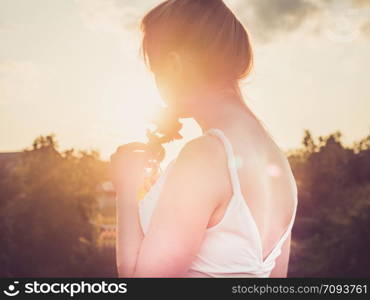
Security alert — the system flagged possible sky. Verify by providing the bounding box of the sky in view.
[1,0,369,167]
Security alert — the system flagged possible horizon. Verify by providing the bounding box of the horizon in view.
[1,0,370,167]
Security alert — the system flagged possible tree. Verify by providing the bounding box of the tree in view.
[288,130,370,277]
[0,135,111,277]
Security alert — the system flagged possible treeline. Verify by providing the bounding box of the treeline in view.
[288,130,370,277]
[0,130,369,277]
[0,135,114,277]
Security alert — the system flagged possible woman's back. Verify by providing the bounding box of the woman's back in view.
[138,114,298,277]
[210,117,297,263]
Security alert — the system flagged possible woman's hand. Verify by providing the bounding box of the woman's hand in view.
[110,142,151,197]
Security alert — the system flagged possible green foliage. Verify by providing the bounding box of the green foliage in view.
[0,134,112,277]
[288,130,370,277]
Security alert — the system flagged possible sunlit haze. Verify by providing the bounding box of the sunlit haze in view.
[1,0,369,168]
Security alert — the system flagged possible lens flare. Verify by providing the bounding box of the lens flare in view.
[266,164,281,177]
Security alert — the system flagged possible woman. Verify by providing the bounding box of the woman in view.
[111,0,298,278]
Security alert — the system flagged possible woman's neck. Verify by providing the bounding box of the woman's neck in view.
[186,84,253,134]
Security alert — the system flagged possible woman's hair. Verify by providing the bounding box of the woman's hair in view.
[141,0,255,169]
[140,0,253,84]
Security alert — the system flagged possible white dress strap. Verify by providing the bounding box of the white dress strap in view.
[205,128,242,196]
[206,128,298,264]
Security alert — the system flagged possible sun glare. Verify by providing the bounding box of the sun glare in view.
[91,60,164,159]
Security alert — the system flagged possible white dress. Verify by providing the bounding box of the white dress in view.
[138,128,298,277]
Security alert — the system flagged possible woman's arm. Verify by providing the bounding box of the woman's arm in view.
[110,142,149,277]
[269,232,292,278]
[113,135,225,277]
[131,136,224,277]
[115,186,144,277]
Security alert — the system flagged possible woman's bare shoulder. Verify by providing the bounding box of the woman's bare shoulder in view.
[169,133,231,198]
[171,134,222,175]
[179,133,223,158]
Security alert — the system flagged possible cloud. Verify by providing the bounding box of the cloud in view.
[353,0,370,6]
[352,0,370,36]
[74,0,370,42]
[326,0,370,40]
[74,0,138,33]
[226,0,370,42]
[74,0,321,41]
[74,0,161,33]
[242,0,320,42]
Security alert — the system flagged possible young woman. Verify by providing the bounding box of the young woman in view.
[111,0,298,278]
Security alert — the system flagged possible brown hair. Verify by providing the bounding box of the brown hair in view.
[140,0,253,84]
[141,0,255,174]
